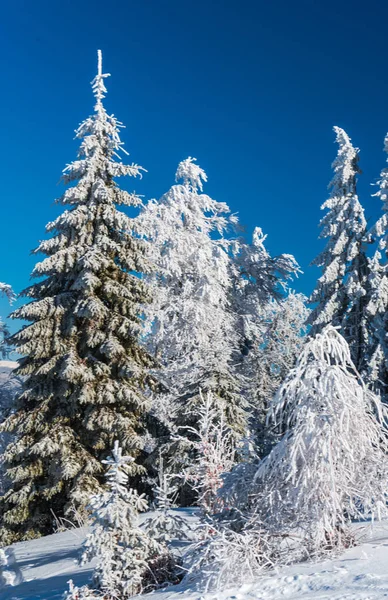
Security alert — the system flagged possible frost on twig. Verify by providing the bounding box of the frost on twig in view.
[176,391,237,516]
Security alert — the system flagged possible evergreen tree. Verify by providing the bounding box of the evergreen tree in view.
[139,158,245,477]
[309,127,369,370]
[79,442,174,599]
[365,130,388,398]
[249,292,309,455]
[235,227,299,313]
[232,228,301,455]
[0,52,155,543]
[364,250,388,396]
[143,455,189,543]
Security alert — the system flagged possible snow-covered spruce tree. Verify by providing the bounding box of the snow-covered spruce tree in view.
[232,228,301,455]
[139,158,245,481]
[0,52,156,543]
[246,292,309,455]
[143,455,189,543]
[363,250,388,396]
[79,442,175,599]
[308,127,370,371]
[364,130,388,399]
[234,226,300,318]
[253,326,388,555]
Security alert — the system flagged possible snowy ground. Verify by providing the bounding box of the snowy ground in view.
[3,516,388,600]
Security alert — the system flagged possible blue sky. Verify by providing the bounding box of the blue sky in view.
[0,0,387,327]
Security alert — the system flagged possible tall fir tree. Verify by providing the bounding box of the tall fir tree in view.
[139,158,246,481]
[0,52,155,543]
[364,250,388,396]
[364,129,388,399]
[248,292,309,455]
[232,228,301,454]
[308,127,370,371]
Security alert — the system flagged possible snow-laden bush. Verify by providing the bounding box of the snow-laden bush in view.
[253,325,388,554]
[64,580,100,600]
[79,441,176,598]
[182,515,281,592]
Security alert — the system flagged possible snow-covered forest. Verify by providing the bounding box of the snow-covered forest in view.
[3,50,388,599]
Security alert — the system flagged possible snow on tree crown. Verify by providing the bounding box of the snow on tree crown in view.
[60,50,145,192]
[330,126,360,197]
[301,325,352,367]
[0,283,15,304]
[251,227,268,252]
[175,157,207,192]
[91,49,111,106]
[101,441,135,491]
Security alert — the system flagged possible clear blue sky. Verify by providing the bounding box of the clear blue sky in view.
[0,0,387,326]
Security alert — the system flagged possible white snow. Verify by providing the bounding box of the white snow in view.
[2,527,91,600]
[0,361,18,372]
[4,518,388,600]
